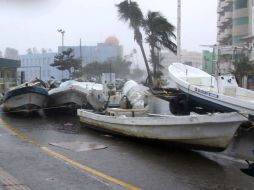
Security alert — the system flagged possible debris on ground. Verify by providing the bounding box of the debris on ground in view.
[49,141,107,152]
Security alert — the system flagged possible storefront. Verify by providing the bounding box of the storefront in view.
[0,58,20,92]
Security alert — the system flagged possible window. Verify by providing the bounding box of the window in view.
[234,0,248,10]
[233,17,249,26]
[233,35,245,43]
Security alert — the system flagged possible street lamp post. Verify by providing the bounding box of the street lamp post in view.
[57,29,65,80]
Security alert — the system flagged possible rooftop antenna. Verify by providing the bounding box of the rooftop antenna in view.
[177,0,181,62]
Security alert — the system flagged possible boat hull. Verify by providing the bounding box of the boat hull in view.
[77,110,246,151]
[3,87,48,113]
[179,85,236,112]
[48,89,87,108]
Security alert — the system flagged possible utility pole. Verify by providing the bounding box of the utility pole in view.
[57,29,65,80]
[80,38,82,65]
[177,0,182,62]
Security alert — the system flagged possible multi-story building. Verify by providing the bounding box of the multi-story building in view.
[232,0,250,45]
[217,0,233,45]
[60,36,123,66]
[217,0,252,45]
[19,53,69,82]
[217,0,254,87]
[18,36,122,82]
[0,58,20,92]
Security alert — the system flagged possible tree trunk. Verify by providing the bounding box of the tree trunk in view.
[134,29,153,86]
[138,42,153,86]
[151,46,156,78]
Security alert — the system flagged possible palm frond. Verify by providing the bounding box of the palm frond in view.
[143,11,177,54]
[116,0,143,29]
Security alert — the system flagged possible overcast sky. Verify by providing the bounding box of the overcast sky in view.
[0,0,217,56]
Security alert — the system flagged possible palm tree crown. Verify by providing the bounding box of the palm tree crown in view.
[143,11,177,79]
[116,0,143,29]
[116,1,177,86]
[116,0,153,85]
[143,11,177,53]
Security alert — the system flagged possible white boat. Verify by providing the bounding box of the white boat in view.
[168,62,254,115]
[2,78,48,113]
[77,108,247,151]
[48,80,105,109]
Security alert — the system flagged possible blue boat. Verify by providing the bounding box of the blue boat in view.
[2,82,48,113]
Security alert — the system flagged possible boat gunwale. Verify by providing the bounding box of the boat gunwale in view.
[77,109,247,126]
[3,86,48,102]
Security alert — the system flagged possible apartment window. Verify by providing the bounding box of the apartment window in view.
[233,35,245,43]
[233,17,249,26]
[234,0,248,9]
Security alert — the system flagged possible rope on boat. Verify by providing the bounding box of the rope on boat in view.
[0,105,74,114]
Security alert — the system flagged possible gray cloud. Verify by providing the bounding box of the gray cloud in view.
[0,0,217,58]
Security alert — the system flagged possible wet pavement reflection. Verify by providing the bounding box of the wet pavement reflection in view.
[0,100,254,189]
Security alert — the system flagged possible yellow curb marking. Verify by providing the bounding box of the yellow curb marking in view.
[0,118,141,190]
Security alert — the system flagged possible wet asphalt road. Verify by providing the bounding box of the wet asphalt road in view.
[0,98,254,190]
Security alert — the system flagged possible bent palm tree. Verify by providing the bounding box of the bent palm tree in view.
[143,11,177,80]
[116,0,153,85]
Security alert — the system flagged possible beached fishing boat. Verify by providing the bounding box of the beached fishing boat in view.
[47,80,105,109]
[168,62,254,116]
[2,78,48,113]
[77,108,247,151]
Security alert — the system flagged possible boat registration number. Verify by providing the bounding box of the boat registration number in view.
[195,88,219,98]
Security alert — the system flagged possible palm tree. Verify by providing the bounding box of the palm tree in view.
[232,55,254,87]
[143,11,177,80]
[116,0,153,85]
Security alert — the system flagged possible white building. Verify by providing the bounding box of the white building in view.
[61,36,123,66]
[160,49,202,75]
[19,53,69,82]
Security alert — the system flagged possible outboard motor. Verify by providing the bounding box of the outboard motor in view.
[122,80,145,109]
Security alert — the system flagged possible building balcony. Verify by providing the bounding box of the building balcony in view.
[220,33,227,40]
[217,6,224,14]
[217,21,223,27]
[220,0,233,12]
[218,35,232,45]
[221,1,229,9]
[218,32,230,42]
[220,15,232,25]
[221,0,233,10]
[217,33,223,41]
[224,28,232,36]
[218,22,232,31]
[224,11,232,20]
